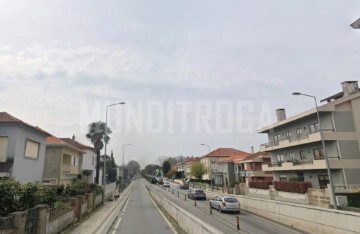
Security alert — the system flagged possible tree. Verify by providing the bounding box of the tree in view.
[162,160,171,176]
[86,121,112,184]
[190,163,206,180]
[128,160,140,178]
[144,164,162,176]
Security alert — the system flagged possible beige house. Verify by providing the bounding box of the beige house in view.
[42,136,84,186]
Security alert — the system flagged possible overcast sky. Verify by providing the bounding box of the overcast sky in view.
[1,1,360,168]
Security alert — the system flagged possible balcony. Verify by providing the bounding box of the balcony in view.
[259,129,356,152]
[61,165,79,175]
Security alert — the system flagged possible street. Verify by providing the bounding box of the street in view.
[109,180,175,234]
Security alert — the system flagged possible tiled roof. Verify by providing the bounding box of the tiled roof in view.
[46,136,85,153]
[46,136,65,144]
[221,153,249,163]
[236,152,270,163]
[184,158,200,164]
[202,148,249,158]
[60,138,95,152]
[0,112,51,137]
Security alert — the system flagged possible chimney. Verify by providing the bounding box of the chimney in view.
[72,134,75,140]
[275,109,286,121]
[342,81,359,97]
[251,146,254,154]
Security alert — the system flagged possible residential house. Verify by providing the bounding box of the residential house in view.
[43,136,84,186]
[258,81,360,189]
[0,112,51,183]
[236,151,273,184]
[60,136,97,184]
[177,161,186,179]
[218,153,249,187]
[184,157,200,179]
[200,148,249,185]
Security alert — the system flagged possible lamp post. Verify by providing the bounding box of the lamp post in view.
[292,92,337,209]
[122,143,131,180]
[200,144,212,190]
[103,102,125,205]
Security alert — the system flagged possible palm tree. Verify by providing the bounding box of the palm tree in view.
[86,121,112,184]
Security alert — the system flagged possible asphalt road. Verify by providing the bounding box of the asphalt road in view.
[111,180,175,234]
[149,180,301,234]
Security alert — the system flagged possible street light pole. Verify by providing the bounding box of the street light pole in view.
[292,92,337,209]
[103,102,125,205]
[122,143,131,180]
[200,144,212,190]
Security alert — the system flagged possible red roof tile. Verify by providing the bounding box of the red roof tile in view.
[221,153,250,163]
[236,152,270,163]
[0,112,51,137]
[202,148,249,158]
[60,138,95,152]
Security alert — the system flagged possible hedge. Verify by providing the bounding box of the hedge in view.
[274,181,312,194]
[248,181,272,190]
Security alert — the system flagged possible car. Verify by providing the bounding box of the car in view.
[209,195,240,214]
[163,181,170,187]
[179,180,189,189]
[187,189,206,200]
[156,177,164,185]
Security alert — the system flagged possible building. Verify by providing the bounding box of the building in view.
[236,152,273,184]
[43,136,84,186]
[258,81,360,189]
[218,153,249,187]
[184,157,200,179]
[60,136,97,184]
[200,148,249,184]
[0,112,51,183]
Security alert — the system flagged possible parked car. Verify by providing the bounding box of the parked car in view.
[209,196,240,213]
[187,189,206,200]
[163,181,170,187]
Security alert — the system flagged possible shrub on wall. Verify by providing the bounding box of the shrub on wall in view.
[274,181,312,194]
[248,181,272,190]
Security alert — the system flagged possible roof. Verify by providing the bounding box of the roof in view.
[219,153,249,164]
[184,158,200,164]
[0,112,51,137]
[46,136,85,153]
[236,152,270,163]
[201,148,249,158]
[60,138,95,152]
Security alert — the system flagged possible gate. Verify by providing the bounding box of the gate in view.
[24,207,38,234]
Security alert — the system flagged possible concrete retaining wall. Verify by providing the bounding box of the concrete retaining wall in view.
[47,209,74,234]
[240,195,360,234]
[149,186,222,234]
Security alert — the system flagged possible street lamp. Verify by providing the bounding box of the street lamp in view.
[292,92,337,209]
[200,144,212,190]
[350,18,360,29]
[103,102,125,205]
[122,143,131,180]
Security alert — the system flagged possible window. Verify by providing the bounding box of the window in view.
[211,159,217,164]
[289,152,295,161]
[296,172,304,181]
[313,149,324,159]
[276,154,284,162]
[273,134,281,145]
[309,123,319,134]
[24,139,40,159]
[279,175,287,181]
[0,136,9,162]
[300,151,306,160]
[286,131,291,140]
[234,165,239,173]
[92,156,95,165]
[318,175,329,189]
[296,128,302,138]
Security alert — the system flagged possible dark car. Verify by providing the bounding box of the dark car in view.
[187,189,206,200]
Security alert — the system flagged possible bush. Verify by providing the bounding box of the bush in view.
[274,181,312,194]
[248,181,272,190]
[0,177,21,216]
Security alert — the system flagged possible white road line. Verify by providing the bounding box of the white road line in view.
[145,183,178,234]
[111,193,131,234]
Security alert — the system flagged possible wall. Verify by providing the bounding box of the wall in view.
[81,149,96,183]
[47,209,74,234]
[0,126,47,183]
[240,195,360,234]
[333,111,355,132]
[43,147,62,183]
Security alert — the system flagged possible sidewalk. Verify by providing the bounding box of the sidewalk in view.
[63,185,132,234]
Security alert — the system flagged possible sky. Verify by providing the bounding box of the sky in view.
[1,1,360,168]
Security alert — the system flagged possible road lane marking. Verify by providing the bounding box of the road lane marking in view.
[111,193,131,234]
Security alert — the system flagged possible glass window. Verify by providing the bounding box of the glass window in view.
[313,149,324,159]
[300,151,306,160]
[296,128,302,138]
[289,152,295,161]
[24,139,40,159]
[0,136,9,162]
[318,175,329,189]
[309,123,319,134]
[234,165,239,173]
[276,154,284,162]
[279,175,287,181]
[286,131,291,139]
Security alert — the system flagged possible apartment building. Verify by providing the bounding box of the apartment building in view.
[236,152,273,184]
[258,81,360,189]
